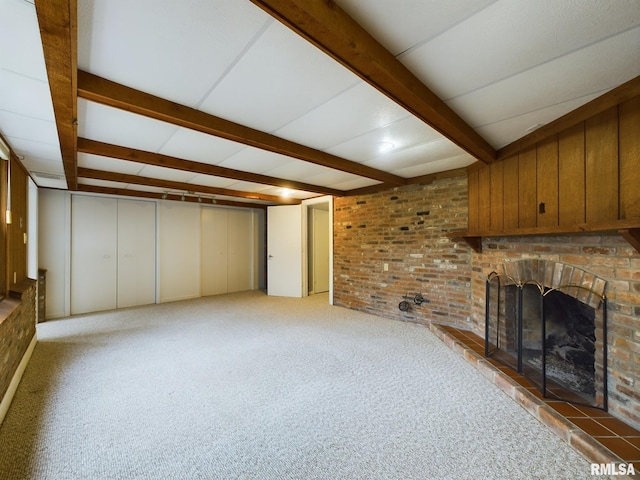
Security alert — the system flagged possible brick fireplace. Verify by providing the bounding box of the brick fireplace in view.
[485,259,608,410]
[472,234,640,431]
[334,175,640,433]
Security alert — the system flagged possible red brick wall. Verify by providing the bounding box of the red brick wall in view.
[333,175,640,430]
[471,235,640,430]
[333,176,472,327]
[0,281,36,403]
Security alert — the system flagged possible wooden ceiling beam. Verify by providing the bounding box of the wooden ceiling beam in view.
[77,137,343,197]
[35,0,78,189]
[251,0,496,165]
[77,167,301,205]
[76,185,268,210]
[77,71,405,186]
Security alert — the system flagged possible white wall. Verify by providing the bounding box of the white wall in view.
[38,189,70,319]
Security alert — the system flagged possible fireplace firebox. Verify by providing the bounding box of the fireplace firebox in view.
[485,260,608,410]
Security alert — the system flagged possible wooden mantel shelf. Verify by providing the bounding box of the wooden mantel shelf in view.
[447,219,640,253]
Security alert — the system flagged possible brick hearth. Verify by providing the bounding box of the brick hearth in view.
[432,324,640,477]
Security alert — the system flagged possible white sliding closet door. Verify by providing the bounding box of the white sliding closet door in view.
[201,207,228,296]
[117,199,156,308]
[72,196,156,314]
[227,209,253,292]
[71,195,118,314]
[201,207,254,296]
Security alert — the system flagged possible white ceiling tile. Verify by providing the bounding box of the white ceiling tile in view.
[159,128,244,165]
[392,155,476,178]
[186,175,238,189]
[218,147,293,174]
[476,91,604,149]
[137,165,199,183]
[22,157,65,176]
[0,110,58,146]
[78,99,178,152]
[0,69,54,121]
[263,161,336,181]
[449,26,640,131]
[0,0,48,81]
[4,136,61,163]
[275,82,410,150]
[304,170,364,188]
[402,0,640,100]
[223,180,275,193]
[257,186,317,200]
[77,0,269,107]
[327,115,443,162]
[200,20,360,133]
[78,153,144,175]
[364,139,468,172]
[339,0,496,56]
[332,178,380,191]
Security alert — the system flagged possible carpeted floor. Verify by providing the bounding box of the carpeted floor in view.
[0,291,595,479]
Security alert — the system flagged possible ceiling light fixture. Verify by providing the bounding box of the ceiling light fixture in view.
[377,141,395,154]
[162,191,167,199]
[281,188,291,198]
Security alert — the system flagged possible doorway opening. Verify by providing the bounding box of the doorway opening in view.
[307,203,329,295]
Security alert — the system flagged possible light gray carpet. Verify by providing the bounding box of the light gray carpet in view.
[0,291,594,479]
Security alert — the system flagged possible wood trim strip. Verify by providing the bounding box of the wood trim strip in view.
[251,0,496,165]
[76,185,269,210]
[77,71,405,186]
[448,217,640,238]
[35,0,78,190]
[77,137,343,197]
[77,167,301,205]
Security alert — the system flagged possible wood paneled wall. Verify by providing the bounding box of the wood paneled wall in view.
[468,96,640,233]
[6,156,28,291]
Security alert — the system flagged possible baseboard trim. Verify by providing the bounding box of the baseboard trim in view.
[0,333,37,425]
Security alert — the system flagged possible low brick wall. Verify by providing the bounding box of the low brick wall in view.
[333,176,473,328]
[0,280,37,403]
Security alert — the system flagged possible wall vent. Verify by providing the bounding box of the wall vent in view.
[32,171,65,181]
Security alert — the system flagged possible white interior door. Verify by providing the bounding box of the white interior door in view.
[71,195,117,314]
[267,205,302,297]
[117,199,156,308]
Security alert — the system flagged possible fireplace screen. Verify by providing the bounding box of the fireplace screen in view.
[485,272,607,410]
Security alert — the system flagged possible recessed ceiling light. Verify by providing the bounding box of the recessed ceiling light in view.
[281,188,291,198]
[377,141,395,153]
